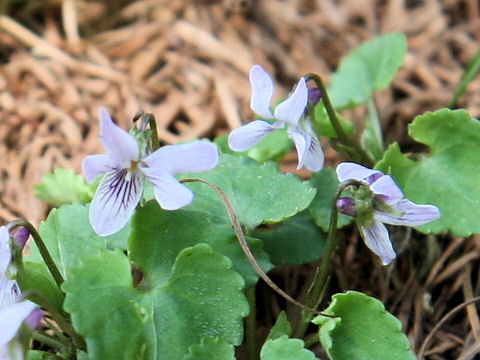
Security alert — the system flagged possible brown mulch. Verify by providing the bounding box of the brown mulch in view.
[1,1,480,359]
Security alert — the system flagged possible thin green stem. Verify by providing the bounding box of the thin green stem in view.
[180,178,331,316]
[447,47,480,108]
[245,287,258,360]
[293,179,363,338]
[366,98,383,151]
[31,332,65,350]
[8,220,64,288]
[305,73,374,167]
[145,113,160,151]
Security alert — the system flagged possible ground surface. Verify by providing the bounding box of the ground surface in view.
[1,1,480,359]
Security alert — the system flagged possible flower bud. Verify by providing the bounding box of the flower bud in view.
[308,88,322,106]
[336,197,357,217]
[25,308,43,330]
[13,227,29,250]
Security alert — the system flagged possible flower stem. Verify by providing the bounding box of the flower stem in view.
[31,332,65,351]
[180,178,332,316]
[145,113,160,151]
[293,179,362,338]
[8,219,64,288]
[245,287,258,360]
[305,73,374,167]
[366,98,383,153]
[447,46,480,108]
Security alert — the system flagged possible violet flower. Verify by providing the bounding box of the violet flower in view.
[228,65,324,171]
[336,162,441,265]
[83,108,219,236]
[0,226,39,360]
[0,301,38,360]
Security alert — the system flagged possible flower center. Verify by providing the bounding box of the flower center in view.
[129,160,139,172]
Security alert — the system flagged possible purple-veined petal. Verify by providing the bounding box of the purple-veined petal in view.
[141,168,193,210]
[374,199,441,227]
[359,221,396,265]
[274,77,308,126]
[0,301,36,347]
[142,141,219,175]
[288,126,324,171]
[228,120,281,152]
[369,175,404,205]
[336,162,383,184]
[98,108,139,166]
[89,169,145,236]
[82,154,119,183]
[249,65,275,119]
[0,278,20,308]
[0,226,11,278]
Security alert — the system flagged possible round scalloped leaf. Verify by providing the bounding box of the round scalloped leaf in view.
[312,291,415,360]
[376,109,480,236]
[62,250,153,360]
[309,168,352,231]
[182,338,234,360]
[266,311,292,340]
[329,33,407,110]
[130,200,272,288]
[181,154,316,229]
[63,244,248,360]
[26,203,128,278]
[260,336,318,360]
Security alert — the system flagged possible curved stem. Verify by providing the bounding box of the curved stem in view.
[305,73,374,167]
[7,219,64,288]
[293,179,363,338]
[180,178,332,316]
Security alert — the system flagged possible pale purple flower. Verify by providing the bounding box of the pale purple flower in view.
[0,301,38,360]
[83,108,219,236]
[336,162,441,265]
[0,226,12,279]
[228,65,324,171]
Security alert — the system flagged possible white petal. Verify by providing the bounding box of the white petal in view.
[374,200,441,226]
[142,141,219,175]
[98,108,139,166]
[0,301,36,347]
[249,65,275,119]
[89,169,144,236]
[0,278,20,308]
[141,168,193,210]
[336,162,383,183]
[369,175,404,205]
[228,120,281,151]
[274,77,308,126]
[288,126,324,171]
[82,154,118,183]
[359,221,396,265]
[0,226,10,278]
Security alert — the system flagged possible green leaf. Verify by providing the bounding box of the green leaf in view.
[130,200,272,288]
[253,211,325,265]
[314,102,355,138]
[63,244,248,360]
[34,168,94,207]
[361,115,384,161]
[26,204,128,279]
[267,311,292,340]
[329,33,408,109]
[27,350,61,360]
[247,128,293,163]
[376,109,480,236]
[312,291,415,360]
[183,154,317,229]
[183,338,235,360]
[309,168,352,231]
[260,336,318,360]
[62,250,154,360]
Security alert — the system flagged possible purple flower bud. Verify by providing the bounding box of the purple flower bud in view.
[336,197,357,217]
[25,308,43,330]
[13,227,29,250]
[308,87,322,106]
